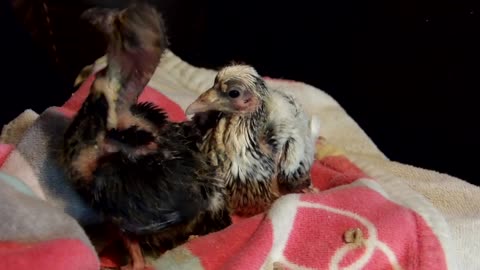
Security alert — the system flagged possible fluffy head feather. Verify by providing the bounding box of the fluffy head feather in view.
[216,65,259,91]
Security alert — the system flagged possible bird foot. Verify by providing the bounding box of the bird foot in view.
[188,235,199,241]
[301,186,319,193]
[121,236,151,270]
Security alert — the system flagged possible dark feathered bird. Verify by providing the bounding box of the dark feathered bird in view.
[62,3,231,270]
[186,65,321,216]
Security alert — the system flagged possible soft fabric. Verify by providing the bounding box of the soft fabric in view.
[0,127,99,270]
[0,50,477,269]
[0,239,99,270]
[0,171,99,270]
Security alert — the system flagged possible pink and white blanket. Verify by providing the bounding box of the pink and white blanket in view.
[1,51,473,270]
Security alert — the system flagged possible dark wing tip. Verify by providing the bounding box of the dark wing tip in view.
[119,211,183,235]
[131,102,168,127]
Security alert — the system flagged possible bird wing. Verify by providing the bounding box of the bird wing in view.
[115,209,184,235]
[92,148,210,237]
[268,91,316,193]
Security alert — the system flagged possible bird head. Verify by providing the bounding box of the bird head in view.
[186,65,269,115]
[81,3,167,54]
[82,3,168,111]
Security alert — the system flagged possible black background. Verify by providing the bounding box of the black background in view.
[2,0,479,183]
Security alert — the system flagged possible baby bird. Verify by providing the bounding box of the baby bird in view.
[62,3,231,270]
[186,65,320,216]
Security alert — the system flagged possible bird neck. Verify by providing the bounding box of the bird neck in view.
[233,96,269,136]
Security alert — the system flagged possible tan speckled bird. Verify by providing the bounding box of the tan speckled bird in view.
[186,65,321,216]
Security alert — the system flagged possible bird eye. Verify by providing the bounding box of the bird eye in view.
[228,89,240,98]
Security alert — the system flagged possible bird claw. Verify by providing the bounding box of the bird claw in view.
[120,237,150,270]
[188,235,200,241]
[301,186,319,194]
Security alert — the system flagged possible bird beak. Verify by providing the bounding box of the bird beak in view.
[185,88,221,115]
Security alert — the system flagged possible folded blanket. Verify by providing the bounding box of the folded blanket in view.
[0,164,99,270]
[0,51,470,270]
